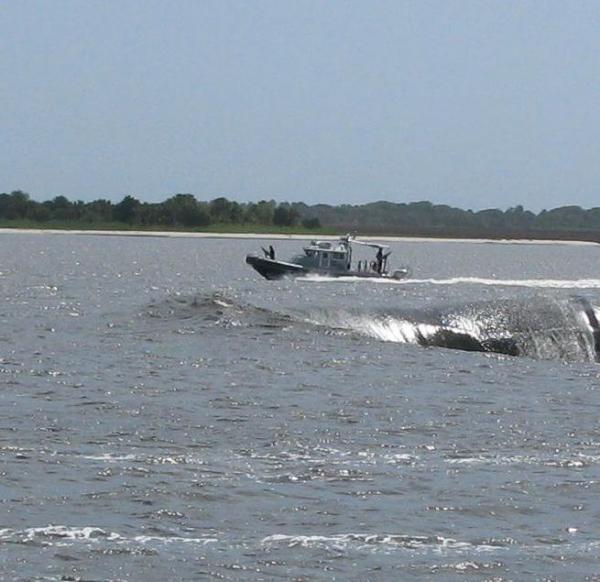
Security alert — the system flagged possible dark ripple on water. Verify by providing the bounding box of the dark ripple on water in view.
[1,235,600,579]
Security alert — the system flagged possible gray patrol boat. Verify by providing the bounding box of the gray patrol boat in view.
[245,235,410,280]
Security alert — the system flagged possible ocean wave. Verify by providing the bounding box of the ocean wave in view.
[79,452,205,465]
[0,525,217,547]
[261,533,503,553]
[303,296,600,362]
[444,453,598,468]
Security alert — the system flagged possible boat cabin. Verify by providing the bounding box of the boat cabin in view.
[290,239,352,272]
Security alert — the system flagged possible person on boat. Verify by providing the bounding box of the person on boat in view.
[269,245,275,260]
[376,248,384,274]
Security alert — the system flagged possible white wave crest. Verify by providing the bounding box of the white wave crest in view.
[0,525,217,546]
[0,525,117,542]
[303,275,600,289]
[445,453,600,467]
[80,452,204,465]
[261,533,498,552]
[409,277,600,289]
[305,311,438,344]
[352,316,438,343]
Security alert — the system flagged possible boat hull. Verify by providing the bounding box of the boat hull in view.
[246,255,410,281]
[339,268,411,280]
[245,255,306,280]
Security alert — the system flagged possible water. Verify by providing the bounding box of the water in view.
[1,233,599,580]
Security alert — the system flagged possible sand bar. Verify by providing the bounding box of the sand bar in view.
[0,227,596,246]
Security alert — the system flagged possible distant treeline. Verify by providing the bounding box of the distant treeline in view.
[2,190,600,239]
[300,200,600,240]
[0,191,316,229]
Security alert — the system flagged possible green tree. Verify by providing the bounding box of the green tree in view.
[113,195,140,224]
[253,200,276,224]
[0,191,32,219]
[273,204,300,226]
[209,197,232,223]
[46,195,74,220]
[164,194,210,226]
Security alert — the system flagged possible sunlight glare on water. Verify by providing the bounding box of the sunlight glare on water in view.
[1,233,599,580]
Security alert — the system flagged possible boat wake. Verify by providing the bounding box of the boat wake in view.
[143,292,600,363]
[304,297,600,362]
[301,275,600,289]
[143,291,293,329]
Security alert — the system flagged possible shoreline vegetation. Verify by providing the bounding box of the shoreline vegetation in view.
[2,190,600,243]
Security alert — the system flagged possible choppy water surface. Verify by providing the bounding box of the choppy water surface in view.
[1,233,600,580]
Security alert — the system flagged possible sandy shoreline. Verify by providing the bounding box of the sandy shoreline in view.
[0,227,596,246]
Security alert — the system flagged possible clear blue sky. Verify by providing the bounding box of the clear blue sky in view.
[2,1,600,210]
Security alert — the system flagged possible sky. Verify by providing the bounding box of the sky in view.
[2,1,600,210]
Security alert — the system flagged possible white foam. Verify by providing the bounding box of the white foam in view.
[79,452,203,465]
[0,525,116,542]
[408,277,600,289]
[451,561,486,571]
[301,275,404,285]
[81,453,137,462]
[358,317,438,344]
[261,533,498,553]
[0,525,217,546]
[305,312,437,344]
[443,313,486,340]
[245,447,419,467]
[445,453,600,467]
[303,275,600,289]
[132,535,217,545]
